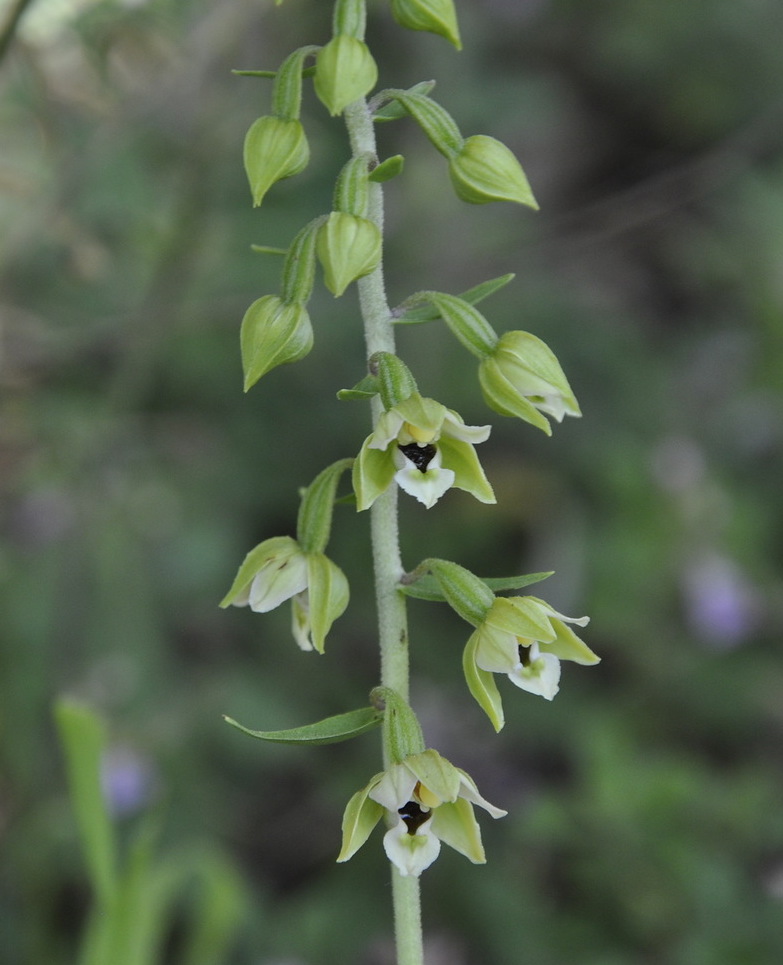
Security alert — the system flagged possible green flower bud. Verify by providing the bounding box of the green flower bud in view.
[240,295,313,390]
[391,0,462,49]
[478,330,580,435]
[243,116,309,207]
[448,134,538,207]
[314,36,378,116]
[316,212,382,296]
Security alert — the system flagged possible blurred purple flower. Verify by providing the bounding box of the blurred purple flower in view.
[682,554,760,649]
[100,746,156,817]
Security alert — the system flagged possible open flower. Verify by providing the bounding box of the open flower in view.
[219,536,348,653]
[466,595,599,706]
[478,331,580,435]
[338,749,506,877]
[352,393,495,510]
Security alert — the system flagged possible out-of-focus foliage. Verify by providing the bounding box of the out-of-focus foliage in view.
[2,0,783,962]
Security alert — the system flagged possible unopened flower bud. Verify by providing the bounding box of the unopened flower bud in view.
[478,330,580,435]
[391,0,461,49]
[314,36,378,116]
[240,295,313,390]
[317,212,382,296]
[243,116,309,207]
[448,135,538,207]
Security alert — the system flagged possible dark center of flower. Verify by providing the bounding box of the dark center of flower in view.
[518,643,532,667]
[398,443,437,473]
[398,800,431,835]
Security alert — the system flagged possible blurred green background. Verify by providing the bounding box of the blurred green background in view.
[2,0,783,962]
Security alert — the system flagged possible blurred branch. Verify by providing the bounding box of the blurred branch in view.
[0,0,36,67]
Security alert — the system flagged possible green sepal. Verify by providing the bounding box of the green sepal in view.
[404,749,462,802]
[305,551,350,653]
[240,296,313,390]
[316,212,382,297]
[337,373,379,400]
[449,134,538,207]
[483,596,556,641]
[243,116,309,207]
[352,438,396,511]
[333,155,371,216]
[372,81,436,121]
[372,687,426,765]
[223,706,382,745]
[424,292,499,359]
[399,570,553,602]
[422,558,496,626]
[463,632,505,731]
[395,274,515,324]
[271,45,320,120]
[296,459,354,554]
[314,36,378,116]
[430,797,485,863]
[438,435,496,504]
[369,155,405,182]
[337,780,384,862]
[281,218,323,304]
[388,91,463,157]
[391,0,461,49]
[372,352,418,409]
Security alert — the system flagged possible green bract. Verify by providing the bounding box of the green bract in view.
[478,330,581,435]
[240,295,313,390]
[243,116,309,207]
[315,36,378,116]
[220,535,348,654]
[449,134,538,207]
[352,393,494,510]
[338,749,506,877]
[391,0,461,50]
[317,212,382,296]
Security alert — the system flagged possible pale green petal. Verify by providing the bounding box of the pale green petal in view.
[337,781,385,863]
[220,536,301,607]
[508,649,560,700]
[455,770,507,819]
[353,437,397,510]
[463,631,505,731]
[248,549,308,612]
[471,622,519,675]
[539,618,600,665]
[369,763,418,812]
[442,409,491,444]
[306,553,349,653]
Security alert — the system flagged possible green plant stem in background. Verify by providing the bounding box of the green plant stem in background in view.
[344,96,423,965]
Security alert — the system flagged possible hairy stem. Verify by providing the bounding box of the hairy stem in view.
[344,97,423,965]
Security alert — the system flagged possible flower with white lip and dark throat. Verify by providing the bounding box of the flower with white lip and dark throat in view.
[352,392,495,510]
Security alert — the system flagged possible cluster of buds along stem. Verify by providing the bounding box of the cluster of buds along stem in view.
[223,0,598,882]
